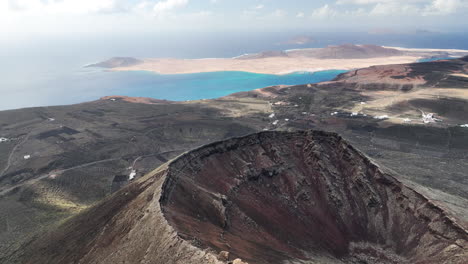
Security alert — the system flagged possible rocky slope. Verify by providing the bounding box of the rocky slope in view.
[16,131,468,264]
[2,56,468,263]
[332,56,468,90]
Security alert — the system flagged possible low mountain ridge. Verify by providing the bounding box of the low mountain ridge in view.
[287,44,404,59]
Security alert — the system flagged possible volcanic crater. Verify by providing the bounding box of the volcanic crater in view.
[16,131,468,264]
[160,130,467,264]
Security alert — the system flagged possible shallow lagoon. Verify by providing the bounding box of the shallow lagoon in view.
[107,70,348,101]
[0,69,347,110]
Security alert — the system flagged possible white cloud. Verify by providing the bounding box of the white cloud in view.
[369,2,419,15]
[311,4,338,18]
[296,12,305,18]
[423,0,461,15]
[336,0,426,5]
[153,0,189,17]
[271,9,286,17]
[335,0,465,16]
[255,4,264,9]
[4,0,117,15]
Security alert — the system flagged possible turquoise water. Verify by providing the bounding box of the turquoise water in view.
[103,70,348,101]
[2,31,468,110]
[0,69,346,110]
[417,57,455,62]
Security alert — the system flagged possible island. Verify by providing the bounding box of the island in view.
[89,44,468,75]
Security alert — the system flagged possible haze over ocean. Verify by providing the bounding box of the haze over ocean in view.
[1,31,468,110]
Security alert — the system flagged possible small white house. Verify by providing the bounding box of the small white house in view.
[129,170,137,180]
[24,155,31,160]
[0,137,8,143]
[374,115,389,120]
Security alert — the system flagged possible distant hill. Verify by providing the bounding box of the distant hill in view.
[235,50,289,60]
[235,44,406,60]
[287,44,404,59]
[86,57,143,68]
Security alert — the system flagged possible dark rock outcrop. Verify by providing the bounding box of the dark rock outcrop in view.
[161,130,467,263]
[16,131,468,264]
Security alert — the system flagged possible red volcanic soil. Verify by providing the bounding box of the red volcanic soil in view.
[161,131,467,264]
[335,64,425,85]
[16,131,467,264]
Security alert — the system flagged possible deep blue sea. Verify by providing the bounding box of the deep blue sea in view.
[1,31,467,110]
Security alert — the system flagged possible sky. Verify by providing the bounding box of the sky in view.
[1,0,468,40]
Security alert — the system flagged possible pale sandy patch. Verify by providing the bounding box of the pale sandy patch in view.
[346,88,468,124]
[385,46,468,53]
[451,73,468,78]
[112,56,422,75]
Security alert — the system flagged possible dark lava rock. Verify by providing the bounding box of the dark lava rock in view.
[160,130,467,263]
[15,131,468,264]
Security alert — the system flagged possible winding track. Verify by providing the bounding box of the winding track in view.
[0,158,119,196]
[0,150,182,196]
[0,129,37,178]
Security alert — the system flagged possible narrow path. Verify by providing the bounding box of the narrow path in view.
[0,119,50,178]
[0,131,35,178]
[0,150,183,197]
[129,149,183,169]
[0,158,118,196]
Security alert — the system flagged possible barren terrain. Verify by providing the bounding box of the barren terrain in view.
[100,45,468,75]
[1,56,468,263]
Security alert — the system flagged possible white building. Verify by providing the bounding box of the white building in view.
[374,115,389,120]
[129,170,137,180]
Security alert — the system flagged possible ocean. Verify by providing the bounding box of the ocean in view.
[1,31,467,110]
[417,57,455,62]
[80,70,348,102]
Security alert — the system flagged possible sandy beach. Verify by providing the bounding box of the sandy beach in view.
[107,45,468,75]
[112,56,422,75]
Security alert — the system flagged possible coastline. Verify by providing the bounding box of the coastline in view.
[110,56,423,75]
[97,45,468,76]
[385,46,468,53]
